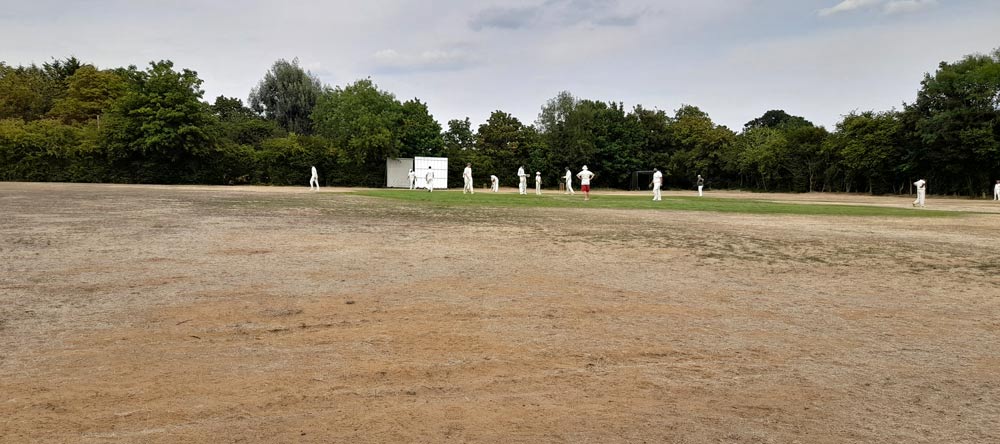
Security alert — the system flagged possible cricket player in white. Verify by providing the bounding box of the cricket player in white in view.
[535,172,542,195]
[994,180,1000,200]
[651,168,663,201]
[517,166,527,195]
[309,166,319,190]
[564,167,575,194]
[408,169,416,190]
[490,175,499,192]
[577,165,595,201]
[425,166,435,192]
[696,174,704,197]
[913,178,926,207]
[463,163,474,194]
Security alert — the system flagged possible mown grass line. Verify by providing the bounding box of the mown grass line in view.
[353,189,961,218]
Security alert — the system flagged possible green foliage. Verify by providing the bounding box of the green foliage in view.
[312,79,405,186]
[48,65,126,124]
[248,58,323,134]
[101,60,218,183]
[398,98,444,158]
[904,49,1000,195]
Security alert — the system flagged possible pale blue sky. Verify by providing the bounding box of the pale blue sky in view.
[2,0,999,130]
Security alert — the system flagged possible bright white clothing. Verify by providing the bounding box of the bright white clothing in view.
[564,170,574,194]
[408,170,416,190]
[426,169,435,192]
[993,183,999,200]
[698,186,703,197]
[652,170,662,201]
[463,166,474,194]
[535,174,542,195]
[517,167,527,194]
[577,169,594,185]
[913,179,926,207]
[309,166,319,190]
[490,175,499,192]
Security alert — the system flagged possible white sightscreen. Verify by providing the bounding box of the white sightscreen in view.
[386,158,414,188]
[414,156,448,189]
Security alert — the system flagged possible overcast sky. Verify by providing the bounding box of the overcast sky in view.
[3,0,999,130]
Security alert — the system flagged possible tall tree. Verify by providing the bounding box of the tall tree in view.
[248,58,323,135]
[903,49,1000,195]
[398,98,444,157]
[102,60,217,183]
[48,65,126,124]
[312,79,402,185]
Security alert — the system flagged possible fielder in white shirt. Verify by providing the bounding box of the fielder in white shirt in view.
[517,166,528,195]
[651,168,663,201]
[535,172,542,195]
[994,180,999,201]
[425,166,435,192]
[912,178,926,207]
[309,166,319,190]
[577,165,595,201]
[564,167,575,194]
[490,175,499,192]
[407,169,416,190]
[463,163,474,194]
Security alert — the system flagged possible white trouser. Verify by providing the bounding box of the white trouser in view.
[409,179,415,190]
[519,178,526,194]
[698,185,703,196]
[310,177,319,190]
[994,188,999,200]
[491,182,498,192]
[914,190,925,206]
[427,182,433,192]
[464,177,473,194]
[653,184,661,200]
[566,181,574,194]
[536,183,541,195]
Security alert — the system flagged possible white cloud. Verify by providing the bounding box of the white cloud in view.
[372,49,476,73]
[883,0,937,15]
[819,0,882,16]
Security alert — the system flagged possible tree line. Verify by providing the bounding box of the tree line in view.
[2,50,999,196]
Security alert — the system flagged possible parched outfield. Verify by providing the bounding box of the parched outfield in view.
[2,182,998,443]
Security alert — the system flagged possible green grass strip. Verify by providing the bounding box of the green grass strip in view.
[353,190,961,217]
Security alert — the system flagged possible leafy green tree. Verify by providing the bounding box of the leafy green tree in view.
[249,58,323,134]
[398,98,444,157]
[48,65,126,124]
[312,79,402,186]
[211,96,283,147]
[101,60,218,183]
[903,49,1000,195]
[477,111,540,186]
[743,109,812,131]
[829,111,902,194]
[667,105,735,189]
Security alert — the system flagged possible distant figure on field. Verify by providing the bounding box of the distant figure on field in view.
[651,168,663,201]
[490,174,499,192]
[463,163,475,194]
[535,172,542,195]
[994,180,1000,201]
[517,165,528,195]
[425,166,435,192]
[408,168,416,190]
[577,165,595,201]
[564,167,575,195]
[309,166,319,191]
[696,174,704,197]
[913,178,926,207]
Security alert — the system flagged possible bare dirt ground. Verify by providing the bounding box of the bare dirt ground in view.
[2,182,998,443]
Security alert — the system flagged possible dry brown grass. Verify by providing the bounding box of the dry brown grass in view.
[1,182,999,443]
